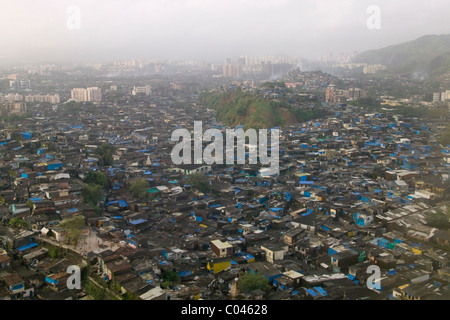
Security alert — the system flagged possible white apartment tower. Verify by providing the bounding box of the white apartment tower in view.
[71,87,102,102]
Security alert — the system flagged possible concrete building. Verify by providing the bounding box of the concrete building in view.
[71,87,102,102]
[131,85,151,96]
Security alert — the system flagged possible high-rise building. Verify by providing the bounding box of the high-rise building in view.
[326,84,335,103]
[433,92,441,103]
[443,90,450,101]
[223,64,243,77]
[24,94,60,104]
[71,87,102,102]
[9,79,31,90]
[131,85,151,96]
[3,94,23,102]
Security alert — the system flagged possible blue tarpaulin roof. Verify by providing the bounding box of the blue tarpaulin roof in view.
[17,242,38,252]
[314,287,327,296]
[21,132,32,140]
[305,288,317,297]
[130,219,147,225]
[119,200,128,208]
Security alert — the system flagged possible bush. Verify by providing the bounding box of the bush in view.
[9,217,30,229]
[83,184,103,206]
[238,272,271,293]
[129,179,149,200]
[427,210,450,229]
[186,173,211,194]
[84,170,108,188]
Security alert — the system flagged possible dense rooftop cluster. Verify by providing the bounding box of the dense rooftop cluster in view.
[0,66,449,301]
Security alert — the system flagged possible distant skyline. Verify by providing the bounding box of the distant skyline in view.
[1,0,450,64]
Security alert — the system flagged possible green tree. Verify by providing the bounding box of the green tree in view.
[84,170,108,188]
[129,179,149,199]
[83,183,103,206]
[48,246,59,258]
[9,217,30,229]
[58,215,86,246]
[186,173,211,194]
[160,269,180,289]
[238,272,271,293]
[438,126,450,146]
[427,210,450,229]
[96,144,115,166]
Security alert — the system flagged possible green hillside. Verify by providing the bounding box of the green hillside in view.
[354,35,450,77]
[200,89,323,129]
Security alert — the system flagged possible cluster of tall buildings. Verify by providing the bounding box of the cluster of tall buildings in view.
[70,87,102,102]
[1,93,60,104]
[24,94,60,104]
[9,79,31,90]
[363,64,386,74]
[426,90,450,103]
[326,85,367,104]
[222,64,243,78]
[318,51,357,64]
[222,55,301,78]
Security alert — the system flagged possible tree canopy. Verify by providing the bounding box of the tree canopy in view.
[83,183,103,207]
[9,217,30,230]
[186,173,211,194]
[238,272,271,293]
[58,215,86,246]
[129,179,149,200]
[427,209,450,229]
[96,144,115,166]
[84,170,108,188]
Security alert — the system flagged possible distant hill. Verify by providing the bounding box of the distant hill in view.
[354,34,450,77]
[199,88,323,129]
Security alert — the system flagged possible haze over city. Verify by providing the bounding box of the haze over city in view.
[1,0,450,64]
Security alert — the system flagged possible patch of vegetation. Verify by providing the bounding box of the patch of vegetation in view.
[354,35,450,78]
[200,89,323,129]
[95,144,115,166]
[438,126,450,146]
[58,215,86,246]
[82,183,103,207]
[186,173,212,194]
[427,209,450,229]
[84,170,108,188]
[48,246,60,258]
[84,280,119,300]
[9,217,30,229]
[160,269,181,289]
[129,178,150,200]
[238,272,271,293]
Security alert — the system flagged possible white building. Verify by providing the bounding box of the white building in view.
[24,94,60,104]
[71,87,102,102]
[131,85,151,96]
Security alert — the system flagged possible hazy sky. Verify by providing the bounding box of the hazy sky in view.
[1,0,450,63]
